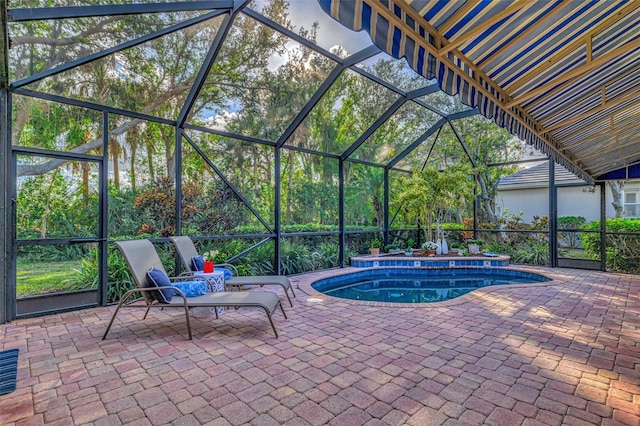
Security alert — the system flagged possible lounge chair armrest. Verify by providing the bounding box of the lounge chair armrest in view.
[121,286,187,301]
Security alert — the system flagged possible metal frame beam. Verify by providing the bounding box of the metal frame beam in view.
[274,147,281,274]
[339,159,345,267]
[14,88,176,125]
[422,126,444,171]
[447,108,480,120]
[183,123,276,147]
[599,181,607,271]
[448,121,477,167]
[383,168,389,246]
[8,1,233,21]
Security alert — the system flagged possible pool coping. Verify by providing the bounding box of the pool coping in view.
[288,264,573,308]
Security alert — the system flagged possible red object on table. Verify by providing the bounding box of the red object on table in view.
[204,260,214,273]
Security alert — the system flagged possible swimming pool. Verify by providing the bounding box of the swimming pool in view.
[311,268,550,303]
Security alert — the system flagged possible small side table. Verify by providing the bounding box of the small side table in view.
[193,270,225,315]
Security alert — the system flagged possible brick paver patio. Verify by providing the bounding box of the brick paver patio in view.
[0,266,638,425]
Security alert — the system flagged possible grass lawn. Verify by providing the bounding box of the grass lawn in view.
[558,248,598,260]
[16,260,88,297]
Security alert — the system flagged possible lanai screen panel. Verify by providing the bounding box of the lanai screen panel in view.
[11,95,103,151]
[20,14,225,121]
[107,113,176,238]
[8,10,213,83]
[282,68,401,155]
[354,51,434,92]
[188,11,338,141]
[351,100,440,165]
[183,130,275,231]
[280,149,339,228]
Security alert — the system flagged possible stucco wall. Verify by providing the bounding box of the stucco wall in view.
[496,185,613,223]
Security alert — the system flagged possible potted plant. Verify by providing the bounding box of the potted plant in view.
[384,243,401,254]
[370,239,382,256]
[405,238,416,256]
[466,239,483,255]
[422,241,438,256]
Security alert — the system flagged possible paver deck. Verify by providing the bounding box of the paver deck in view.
[0,266,638,425]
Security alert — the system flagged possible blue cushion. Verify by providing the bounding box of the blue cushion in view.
[146,267,176,303]
[218,268,233,280]
[172,281,208,297]
[191,255,204,272]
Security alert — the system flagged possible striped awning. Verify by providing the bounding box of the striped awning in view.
[318,0,640,183]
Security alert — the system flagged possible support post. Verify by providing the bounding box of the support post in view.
[99,112,109,306]
[473,177,478,239]
[339,159,345,267]
[174,130,183,273]
[0,90,10,323]
[549,159,557,267]
[599,181,606,271]
[1,0,11,322]
[274,147,281,275]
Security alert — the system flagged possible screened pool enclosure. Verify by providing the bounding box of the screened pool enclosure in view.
[1,1,639,322]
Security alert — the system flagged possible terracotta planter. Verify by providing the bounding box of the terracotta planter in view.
[370,248,380,256]
[426,249,436,256]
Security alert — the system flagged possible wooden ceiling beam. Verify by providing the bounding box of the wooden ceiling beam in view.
[505,37,640,108]
[589,147,640,174]
[579,140,619,161]
[505,2,639,94]
[545,90,640,132]
[557,106,640,142]
[560,120,640,150]
[533,63,640,121]
[578,133,637,161]
[438,1,531,55]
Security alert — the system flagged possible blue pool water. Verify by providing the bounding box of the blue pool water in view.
[312,268,550,303]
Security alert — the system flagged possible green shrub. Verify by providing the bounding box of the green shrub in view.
[582,218,640,273]
[278,240,314,275]
[510,241,549,266]
[67,244,136,303]
[558,216,586,248]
